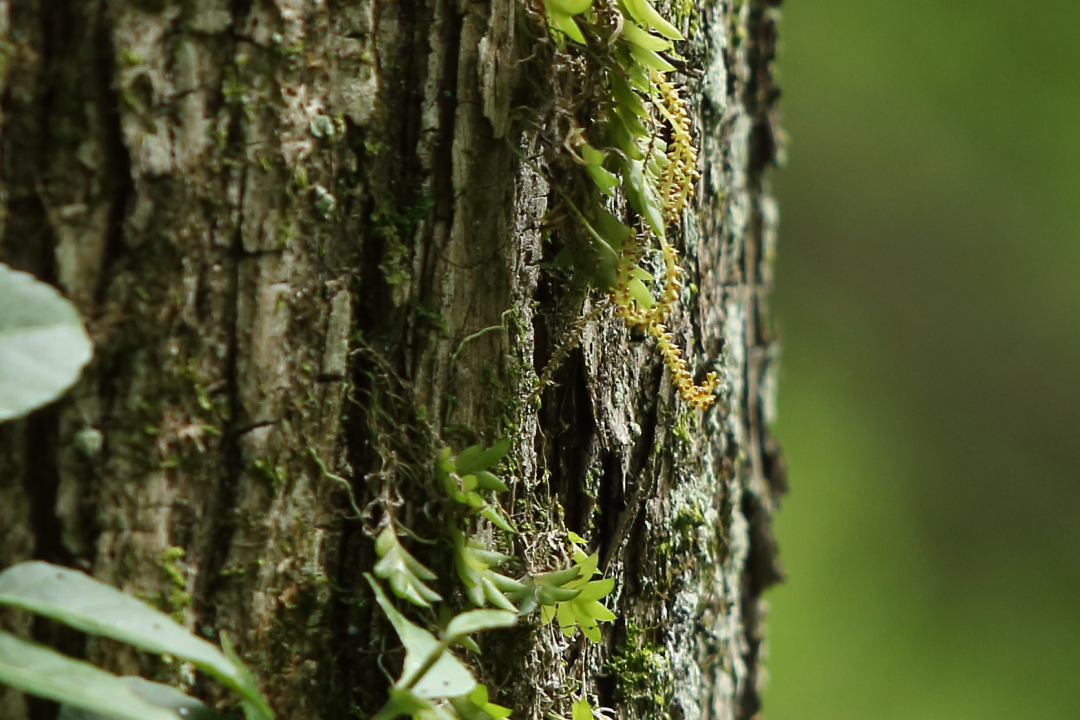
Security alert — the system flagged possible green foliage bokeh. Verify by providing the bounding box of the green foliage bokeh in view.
[765,1,1080,718]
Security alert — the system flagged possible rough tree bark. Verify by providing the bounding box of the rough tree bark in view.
[0,2,784,720]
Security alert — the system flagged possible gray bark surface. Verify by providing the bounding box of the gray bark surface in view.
[0,2,784,720]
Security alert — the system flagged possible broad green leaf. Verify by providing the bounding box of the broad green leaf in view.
[445,610,517,639]
[0,632,178,720]
[582,600,617,622]
[576,577,615,601]
[572,698,593,720]
[59,677,225,720]
[556,601,577,637]
[365,575,476,699]
[455,438,512,474]
[0,562,273,719]
[0,263,93,422]
[374,526,443,608]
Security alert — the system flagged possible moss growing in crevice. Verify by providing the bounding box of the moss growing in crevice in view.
[608,621,673,711]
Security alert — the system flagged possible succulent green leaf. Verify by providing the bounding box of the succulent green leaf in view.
[547,9,587,45]
[621,20,672,52]
[454,536,519,612]
[629,44,676,73]
[0,263,93,422]
[445,609,517,639]
[481,577,520,612]
[535,552,615,642]
[620,0,684,40]
[0,562,272,719]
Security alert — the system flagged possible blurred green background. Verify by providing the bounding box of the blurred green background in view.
[764,1,1080,718]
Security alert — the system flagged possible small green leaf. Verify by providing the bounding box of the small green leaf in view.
[580,144,606,166]
[586,164,621,196]
[609,73,649,118]
[445,610,517,639]
[0,633,179,720]
[374,526,443,608]
[473,470,509,492]
[0,263,93,422]
[621,20,671,52]
[623,159,666,238]
[480,505,516,533]
[481,577,520,612]
[0,562,273,719]
[629,44,676,73]
[620,0,684,40]
[455,438,512,474]
[537,585,581,604]
[547,9,587,44]
[627,278,655,309]
[437,447,456,474]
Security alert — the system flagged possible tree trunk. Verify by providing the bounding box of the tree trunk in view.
[0,1,784,720]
